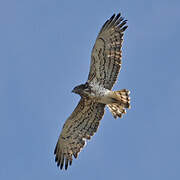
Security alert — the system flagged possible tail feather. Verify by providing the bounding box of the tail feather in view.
[107,89,130,119]
[113,89,130,108]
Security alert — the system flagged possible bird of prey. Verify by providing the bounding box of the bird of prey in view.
[54,13,130,170]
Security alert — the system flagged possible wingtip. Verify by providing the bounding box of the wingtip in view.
[60,163,64,170]
[55,156,58,162]
[122,25,128,32]
[117,13,121,18]
[114,13,121,21]
[69,159,72,166]
[73,152,78,159]
[57,161,60,167]
[110,13,115,21]
[65,159,68,170]
[54,144,57,154]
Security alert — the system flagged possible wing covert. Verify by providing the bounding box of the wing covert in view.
[54,98,105,170]
[88,13,128,90]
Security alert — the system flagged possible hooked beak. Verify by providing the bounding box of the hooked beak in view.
[71,88,75,93]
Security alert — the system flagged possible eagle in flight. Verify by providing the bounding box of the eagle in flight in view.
[54,13,130,170]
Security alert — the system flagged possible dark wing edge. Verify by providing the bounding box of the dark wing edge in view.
[88,13,128,89]
[54,98,105,170]
[99,13,128,36]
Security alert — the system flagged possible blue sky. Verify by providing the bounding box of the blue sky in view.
[2,0,180,179]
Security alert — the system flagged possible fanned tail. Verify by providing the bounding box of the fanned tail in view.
[107,89,130,119]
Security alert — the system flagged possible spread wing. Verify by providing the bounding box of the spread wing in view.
[88,13,128,90]
[54,98,105,170]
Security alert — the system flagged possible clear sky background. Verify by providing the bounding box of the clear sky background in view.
[2,0,180,179]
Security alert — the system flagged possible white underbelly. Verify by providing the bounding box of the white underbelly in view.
[89,83,112,104]
[90,91,112,104]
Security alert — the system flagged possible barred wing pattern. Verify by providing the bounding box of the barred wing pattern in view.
[54,98,105,170]
[88,13,127,90]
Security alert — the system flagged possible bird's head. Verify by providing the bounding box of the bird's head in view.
[72,83,91,97]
